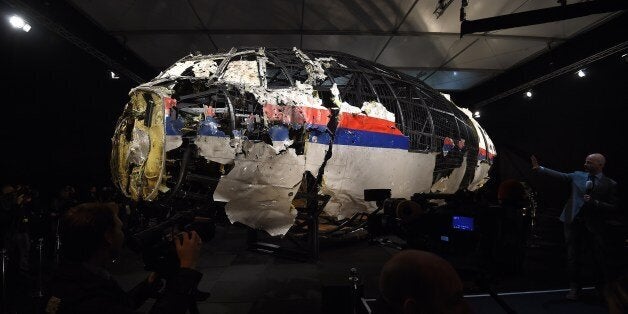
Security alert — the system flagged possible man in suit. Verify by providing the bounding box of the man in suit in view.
[531,153,618,300]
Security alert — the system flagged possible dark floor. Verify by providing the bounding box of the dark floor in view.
[107,208,618,314]
[3,205,625,313]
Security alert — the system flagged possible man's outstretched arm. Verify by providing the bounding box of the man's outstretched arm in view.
[531,155,571,182]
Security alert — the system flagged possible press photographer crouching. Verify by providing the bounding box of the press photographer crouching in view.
[45,202,203,314]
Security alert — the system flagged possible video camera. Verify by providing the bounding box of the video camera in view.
[364,189,480,255]
[126,208,216,277]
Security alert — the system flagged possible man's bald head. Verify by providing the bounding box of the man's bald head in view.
[585,153,606,174]
[379,250,470,314]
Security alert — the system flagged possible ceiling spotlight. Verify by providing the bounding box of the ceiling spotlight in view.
[9,15,25,29]
[473,111,480,118]
[577,69,586,78]
[110,71,120,79]
[8,15,31,32]
[524,90,533,98]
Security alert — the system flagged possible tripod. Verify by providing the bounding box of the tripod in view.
[1,248,8,314]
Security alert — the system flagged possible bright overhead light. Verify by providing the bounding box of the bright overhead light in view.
[577,69,586,78]
[453,71,458,76]
[473,111,480,118]
[110,71,120,79]
[8,15,31,32]
[524,90,533,98]
[9,15,25,29]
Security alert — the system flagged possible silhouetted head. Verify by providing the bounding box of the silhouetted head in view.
[61,202,124,264]
[379,250,470,314]
[584,153,605,175]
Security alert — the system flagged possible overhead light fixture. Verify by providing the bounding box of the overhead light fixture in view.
[110,71,120,79]
[576,69,586,78]
[473,111,480,118]
[524,90,533,99]
[453,71,458,76]
[433,0,455,19]
[8,15,31,32]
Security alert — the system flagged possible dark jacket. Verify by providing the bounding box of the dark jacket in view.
[45,262,202,314]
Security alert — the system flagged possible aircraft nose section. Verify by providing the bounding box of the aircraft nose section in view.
[111,88,168,201]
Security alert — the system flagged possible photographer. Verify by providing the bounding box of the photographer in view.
[45,203,203,314]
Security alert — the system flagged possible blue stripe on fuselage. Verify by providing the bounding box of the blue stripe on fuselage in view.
[309,127,409,150]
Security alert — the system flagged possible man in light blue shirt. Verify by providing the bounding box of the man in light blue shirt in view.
[532,153,617,300]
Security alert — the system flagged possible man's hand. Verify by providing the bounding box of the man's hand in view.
[531,155,540,170]
[147,272,159,284]
[175,231,202,270]
[584,194,592,203]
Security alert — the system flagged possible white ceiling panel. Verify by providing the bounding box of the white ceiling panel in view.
[124,34,216,68]
[400,0,527,33]
[190,0,301,30]
[65,0,623,91]
[212,34,301,50]
[446,37,547,70]
[303,0,415,31]
[377,35,477,68]
[69,0,203,30]
[302,35,389,61]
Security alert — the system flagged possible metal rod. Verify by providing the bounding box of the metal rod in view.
[472,40,628,109]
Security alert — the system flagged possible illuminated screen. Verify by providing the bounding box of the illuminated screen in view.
[452,216,474,231]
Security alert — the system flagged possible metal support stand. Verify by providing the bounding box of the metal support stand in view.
[54,219,61,265]
[247,194,330,261]
[1,248,8,314]
[34,238,44,298]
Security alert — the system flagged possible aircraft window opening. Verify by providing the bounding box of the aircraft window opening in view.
[265,49,309,85]
[265,62,292,88]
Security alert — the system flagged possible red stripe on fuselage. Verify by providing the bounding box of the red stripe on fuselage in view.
[478,147,496,160]
[263,103,330,126]
[263,104,403,136]
[338,113,402,135]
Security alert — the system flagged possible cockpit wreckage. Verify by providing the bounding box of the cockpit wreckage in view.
[111,47,496,237]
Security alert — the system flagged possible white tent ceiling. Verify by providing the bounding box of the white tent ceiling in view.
[68,0,617,91]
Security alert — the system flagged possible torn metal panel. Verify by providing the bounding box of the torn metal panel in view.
[293,48,329,84]
[431,157,468,193]
[320,144,437,219]
[213,142,307,236]
[360,101,396,122]
[160,57,220,78]
[222,60,261,86]
[196,136,239,164]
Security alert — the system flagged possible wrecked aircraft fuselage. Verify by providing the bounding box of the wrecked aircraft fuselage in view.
[111,47,496,236]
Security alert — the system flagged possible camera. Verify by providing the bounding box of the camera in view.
[126,208,216,277]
